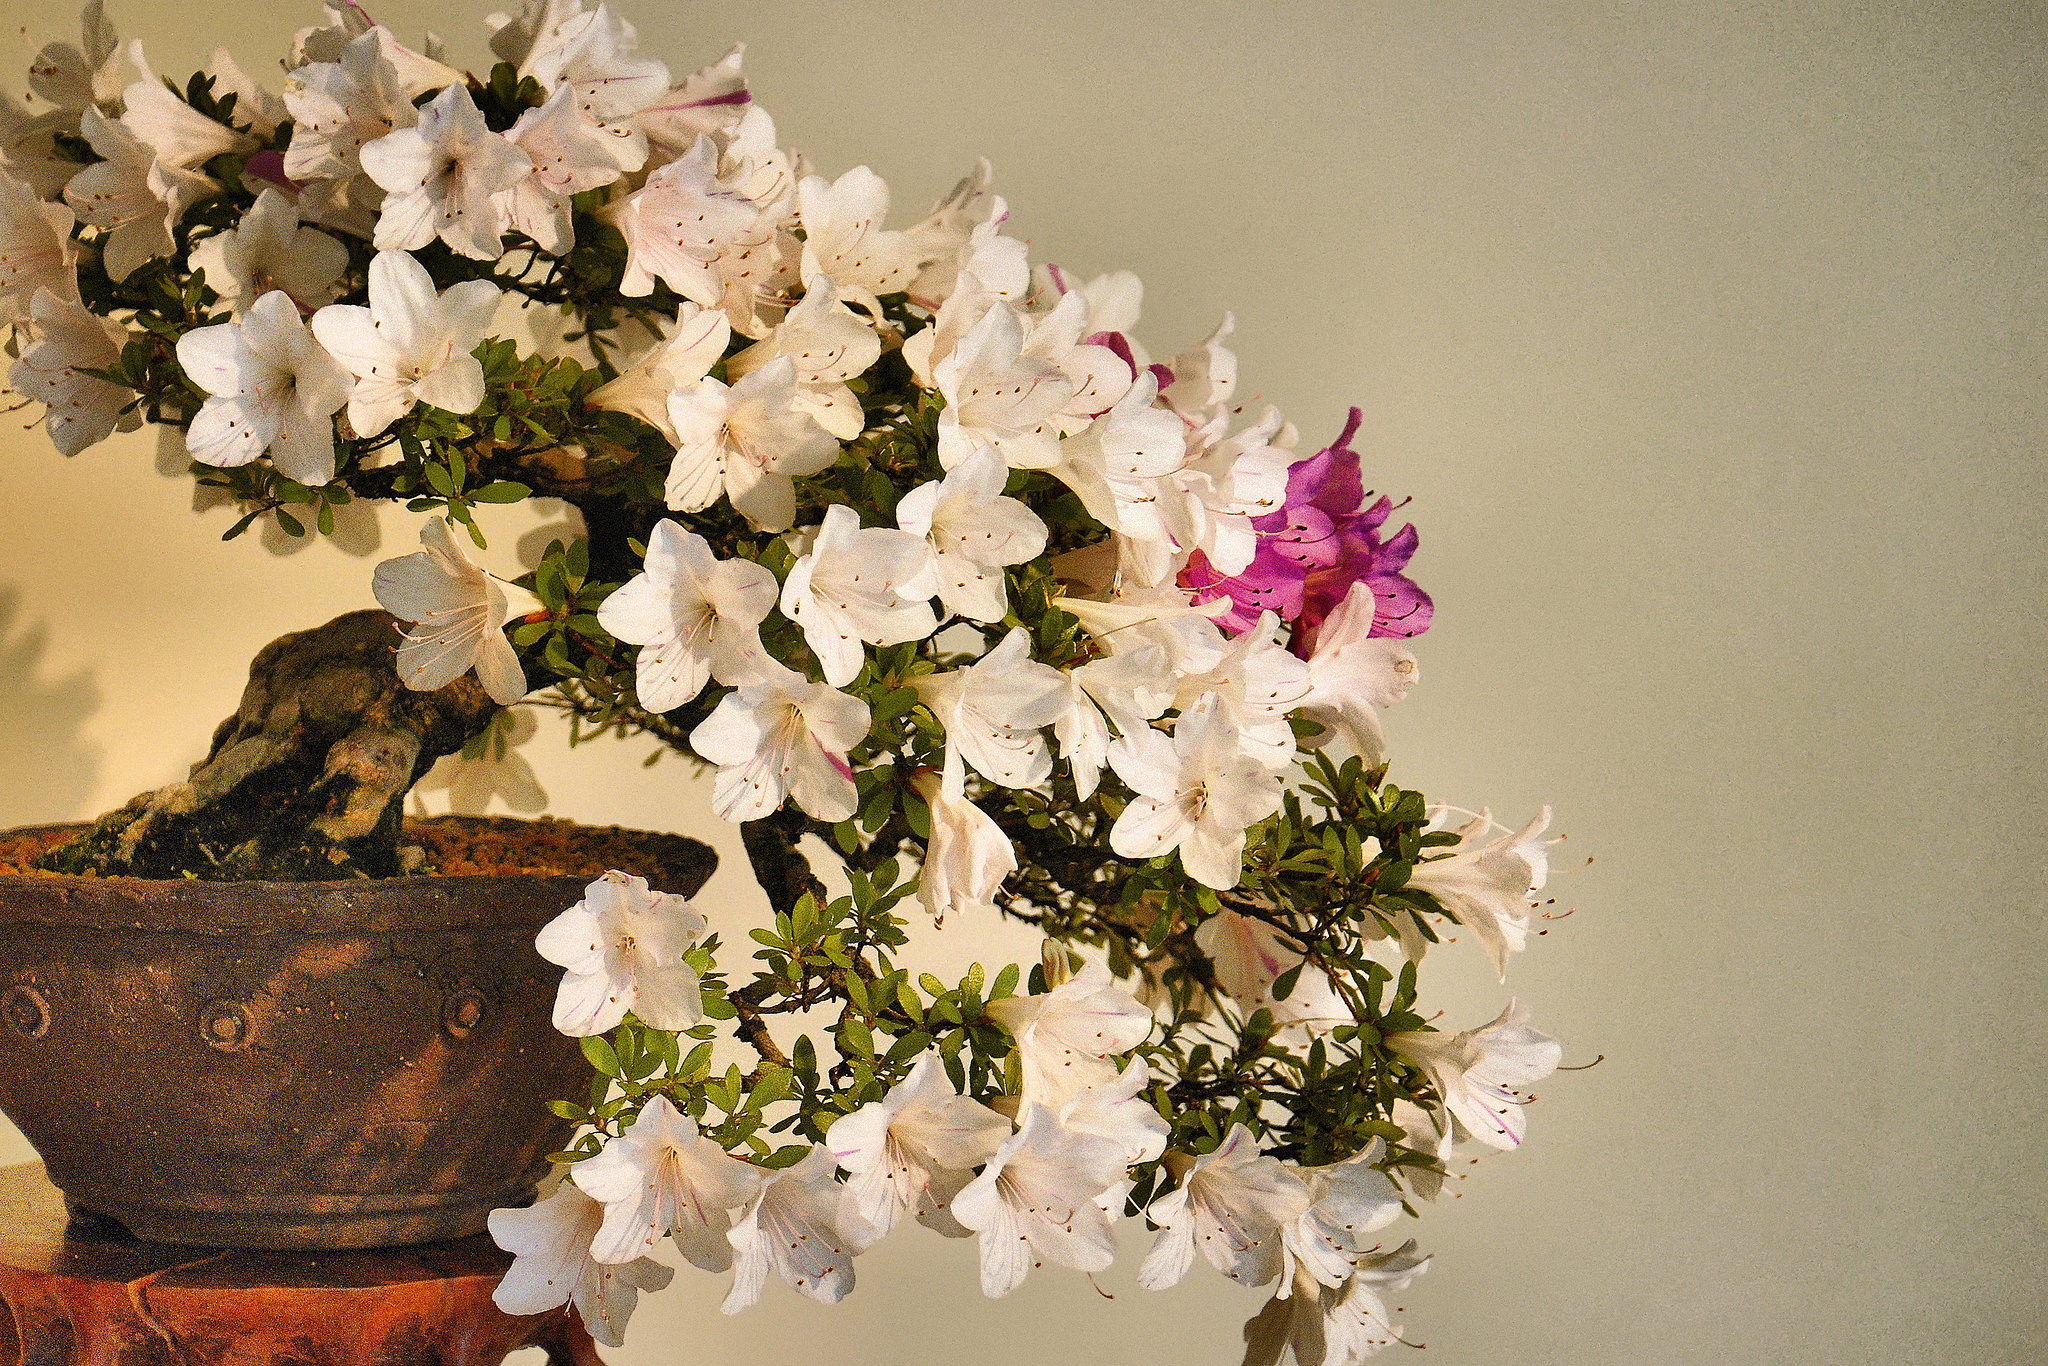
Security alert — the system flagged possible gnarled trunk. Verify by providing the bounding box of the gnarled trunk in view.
[39,610,501,880]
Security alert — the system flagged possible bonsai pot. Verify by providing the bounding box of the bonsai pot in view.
[0,817,714,1252]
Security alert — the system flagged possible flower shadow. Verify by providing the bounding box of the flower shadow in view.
[0,586,102,828]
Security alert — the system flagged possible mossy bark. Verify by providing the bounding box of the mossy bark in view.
[38,610,502,880]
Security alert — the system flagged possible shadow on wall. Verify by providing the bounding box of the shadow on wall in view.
[0,586,102,829]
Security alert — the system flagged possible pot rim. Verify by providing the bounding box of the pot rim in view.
[0,816,715,935]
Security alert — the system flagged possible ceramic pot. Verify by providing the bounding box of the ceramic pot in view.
[0,818,713,1251]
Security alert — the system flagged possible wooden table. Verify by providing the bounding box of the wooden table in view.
[0,1164,600,1365]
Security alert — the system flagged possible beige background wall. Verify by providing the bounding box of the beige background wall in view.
[0,2,2041,1361]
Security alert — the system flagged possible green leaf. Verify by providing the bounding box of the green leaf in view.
[579,1035,621,1077]
[470,480,532,503]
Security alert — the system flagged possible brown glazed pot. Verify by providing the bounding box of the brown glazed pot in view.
[0,819,714,1252]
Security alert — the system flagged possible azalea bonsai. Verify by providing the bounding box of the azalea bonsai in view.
[0,1,1573,1358]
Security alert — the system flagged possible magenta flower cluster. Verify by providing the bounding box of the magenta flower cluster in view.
[1180,407,1434,656]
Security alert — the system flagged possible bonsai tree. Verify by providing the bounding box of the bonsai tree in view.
[1,1,1573,1356]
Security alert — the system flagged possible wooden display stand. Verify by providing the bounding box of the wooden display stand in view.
[0,1164,600,1365]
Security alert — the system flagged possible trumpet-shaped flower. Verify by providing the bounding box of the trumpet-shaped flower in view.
[933,302,1073,471]
[1058,1058,1168,1167]
[1279,1141,1405,1292]
[62,106,217,282]
[612,135,769,304]
[1192,910,1350,1038]
[913,628,1070,799]
[516,1,669,169]
[895,445,1048,623]
[535,870,709,1036]
[985,960,1152,1112]
[0,169,76,325]
[27,1,121,114]
[282,29,418,184]
[1171,610,1314,771]
[597,519,779,711]
[1242,1240,1430,1366]
[778,504,939,687]
[722,1145,874,1312]
[797,166,919,320]
[586,301,729,440]
[726,277,880,440]
[175,290,352,486]
[1107,697,1284,892]
[908,768,1016,926]
[189,188,349,315]
[361,83,533,260]
[827,1052,1011,1239]
[372,517,537,705]
[310,249,502,437]
[8,287,137,456]
[1137,1124,1309,1291]
[665,356,841,531]
[636,44,751,161]
[688,665,870,823]
[488,1183,675,1349]
[1298,583,1418,766]
[498,84,629,255]
[1385,1000,1562,1151]
[1404,807,1552,980]
[950,1104,1127,1299]
[573,1094,765,1269]
[1051,646,1171,800]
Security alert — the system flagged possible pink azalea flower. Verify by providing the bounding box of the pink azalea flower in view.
[1179,407,1433,653]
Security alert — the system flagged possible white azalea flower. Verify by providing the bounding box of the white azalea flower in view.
[1044,264,1145,338]
[61,106,216,282]
[1278,1141,1405,1293]
[950,1104,1127,1299]
[1243,1240,1429,1366]
[908,768,1016,926]
[1056,582,1229,665]
[1159,312,1238,419]
[933,302,1073,471]
[1404,806,1553,979]
[371,517,537,705]
[27,1,121,114]
[1137,1124,1309,1291]
[1048,370,1200,553]
[664,356,840,532]
[688,665,870,823]
[586,301,729,440]
[722,1145,875,1312]
[310,249,502,438]
[360,83,532,261]
[900,266,1002,390]
[488,1183,674,1349]
[535,870,709,1036]
[292,8,459,93]
[596,519,779,711]
[895,445,1048,624]
[282,29,418,185]
[499,84,627,255]
[0,170,76,324]
[779,504,938,687]
[726,276,879,440]
[796,166,919,320]
[486,0,582,67]
[1020,287,1137,434]
[1107,695,1284,891]
[0,96,83,201]
[189,188,348,316]
[1172,611,1314,771]
[1058,1057,1168,1167]
[7,287,137,456]
[1297,583,1419,766]
[1179,405,1294,575]
[985,960,1152,1112]
[118,73,253,172]
[826,1052,1010,1239]
[636,43,751,163]
[1051,646,1172,801]
[573,1094,765,1269]
[1192,909,1350,1038]
[1385,1000,1563,1151]
[175,290,352,486]
[913,628,1070,799]
[612,135,769,304]
[516,0,669,170]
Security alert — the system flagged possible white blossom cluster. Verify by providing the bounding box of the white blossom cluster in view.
[0,4,1575,1360]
